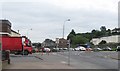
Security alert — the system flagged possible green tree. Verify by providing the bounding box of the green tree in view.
[67,29,76,40]
[100,26,107,37]
[107,29,112,36]
[72,35,89,45]
[100,26,106,32]
[70,29,76,36]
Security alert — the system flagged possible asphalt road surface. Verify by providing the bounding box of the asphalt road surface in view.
[2,51,119,69]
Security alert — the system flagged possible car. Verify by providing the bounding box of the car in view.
[86,48,93,51]
[43,48,51,52]
[93,47,102,51]
[63,48,68,50]
[75,46,86,51]
[32,48,39,53]
[59,48,63,50]
[116,46,120,51]
[74,47,80,51]
[51,48,60,52]
[102,46,112,51]
[68,48,74,51]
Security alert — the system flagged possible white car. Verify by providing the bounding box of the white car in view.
[43,48,51,52]
[63,48,68,50]
[75,46,86,51]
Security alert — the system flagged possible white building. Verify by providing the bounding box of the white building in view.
[90,35,120,45]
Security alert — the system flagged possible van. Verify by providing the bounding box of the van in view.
[116,46,120,51]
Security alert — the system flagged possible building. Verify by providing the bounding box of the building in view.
[112,28,120,33]
[0,20,11,36]
[90,35,120,45]
[41,39,56,48]
[56,38,68,48]
[0,20,21,37]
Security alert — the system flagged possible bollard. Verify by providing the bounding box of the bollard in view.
[6,50,10,64]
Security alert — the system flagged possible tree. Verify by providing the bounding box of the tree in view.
[107,29,112,36]
[70,29,76,36]
[72,35,89,45]
[100,26,106,32]
[67,29,76,40]
[91,30,101,38]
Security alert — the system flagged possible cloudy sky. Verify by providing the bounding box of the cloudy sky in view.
[0,0,119,42]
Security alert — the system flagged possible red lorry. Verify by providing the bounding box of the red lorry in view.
[2,36,33,55]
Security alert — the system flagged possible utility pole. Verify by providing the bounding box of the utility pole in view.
[67,39,71,66]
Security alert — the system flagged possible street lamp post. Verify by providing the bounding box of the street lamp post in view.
[63,19,70,39]
[63,19,71,66]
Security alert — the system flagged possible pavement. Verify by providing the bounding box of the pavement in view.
[3,53,74,69]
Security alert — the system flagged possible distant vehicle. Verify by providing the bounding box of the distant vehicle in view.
[102,46,112,51]
[75,46,86,51]
[63,48,68,50]
[51,48,60,52]
[74,47,80,51]
[43,48,51,52]
[68,48,74,51]
[32,48,39,53]
[93,47,102,51]
[59,48,63,50]
[116,46,120,51]
[86,48,93,51]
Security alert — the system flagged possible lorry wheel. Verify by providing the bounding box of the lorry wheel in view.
[24,51,29,55]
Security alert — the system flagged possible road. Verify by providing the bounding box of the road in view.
[2,51,119,69]
[57,51,119,69]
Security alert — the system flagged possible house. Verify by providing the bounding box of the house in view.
[0,20,21,37]
[90,35,120,45]
[56,38,68,48]
[0,20,11,36]
[41,39,56,48]
[112,28,120,33]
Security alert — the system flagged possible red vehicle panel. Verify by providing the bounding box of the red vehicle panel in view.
[2,37,22,51]
[1,36,32,55]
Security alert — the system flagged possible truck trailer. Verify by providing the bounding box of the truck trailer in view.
[2,36,33,55]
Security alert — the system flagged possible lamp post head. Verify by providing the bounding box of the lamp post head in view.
[67,19,70,21]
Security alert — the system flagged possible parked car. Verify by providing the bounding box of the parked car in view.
[43,48,51,52]
[102,46,112,51]
[116,46,120,51]
[75,46,86,51]
[51,48,60,52]
[68,48,74,51]
[63,48,68,50]
[74,47,80,51]
[32,48,39,53]
[93,47,102,51]
[59,48,63,50]
[86,48,93,51]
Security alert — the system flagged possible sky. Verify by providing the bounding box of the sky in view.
[0,0,119,42]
